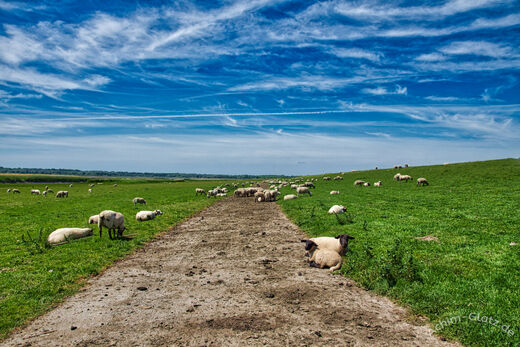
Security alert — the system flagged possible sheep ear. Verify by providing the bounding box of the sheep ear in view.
[339,236,348,248]
[301,239,308,243]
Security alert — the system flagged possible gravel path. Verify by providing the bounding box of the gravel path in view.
[2,197,456,346]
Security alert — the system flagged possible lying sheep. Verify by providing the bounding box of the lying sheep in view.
[216,193,227,197]
[400,174,412,182]
[234,188,246,197]
[393,173,401,181]
[353,180,365,186]
[88,215,99,225]
[374,181,382,187]
[328,205,347,214]
[363,182,371,187]
[254,191,266,202]
[417,177,429,186]
[136,210,163,221]
[31,189,41,195]
[56,191,68,198]
[133,197,146,205]
[323,176,331,181]
[7,188,11,193]
[284,194,297,200]
[98,210,125,239]
[296,186,312,197]
[330,190,340,195]
[48,228,93,245]
[12,189,20,194]
[207,189,217,198]
[301,234,355,256]
[46,189,54,193]
[310,248,343,272]
[195,188,205,195]
[334,176,343,180]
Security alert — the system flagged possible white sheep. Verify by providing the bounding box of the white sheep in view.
[393,173,402,181]
[304,181,315,188]
[290,184,298,189]
[216,193,227,197]
[88,215,99,225]
[207,189,218,198]
[417,177,429,186]
[45,186,49,190]
[363,182,371,187]
[113,184,118,187]
[323,176,331,181]
[46,189,54,193]
[69,184,73,187]
[310,249,343,271]
[133,197,146,205]
[48,228,93,245]
[88,188,92,193]
[136,210,163,221]
[56,191,68,198]
[330,190,340,195]
[43,190,47,197]
[12,189,20,194]
[296,186,312,197]
[284,194,297,200]
[234,188,246,197]
[353,180,365,186]
[374,181,382,187]
[31,189,41,195]
[89,184,95,187]
[400,174,412,182]
[301,234,355,256]
[254,191,266,202]
[195,188,206,195]
[328,205,346,214]
[333,176,343,180]
[98,210,125,239]
[7,188,11,193]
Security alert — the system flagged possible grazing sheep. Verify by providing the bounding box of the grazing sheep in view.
[7,188,11,193]
[12,189,20,194]
[88,188,92,193]
[328,205,347,214]
[113,184,118,187]
[69,184,73,187]
[304,181,315,188]
[290,184,298,189]
[333,176,343,180]
[330,190,340,195]
[195,188,206,195]
[375,167,378,170]
[400,175,412,182]
[88,215,99,225]
[301,234,355,257]
[393,173,402,181]
[98,210,125,239]
[296,186,312,197]
[45,186,49,190]
[310,249,343,271]
[56,191,68,198]
[48,228,93,245]
[417,177,429,186]
[234,188,246,197]
[374,181,382,187]
[136,210,163,221]
[133,197,146,205]
[207,189,218,198]
[354,180,365,186]
[46,189,54,193]
[31,189,41,195]
[42,190,47,197]
[89,184,95,188]
[323,176,331,181]
[284,194,297,200]
[393,165,399,169]
[363,182,371,187]
[404,163,409,167]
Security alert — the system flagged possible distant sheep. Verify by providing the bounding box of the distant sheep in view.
[31,189,41,195]
[46,189,54,193]
[133,197,146,205]
[195,188,206,195]
[284,194,297,200]
[304,181,315,188]
[417,178,429,186]
[43,190,47,197]
[290,184,298,189]
[45,186,49,190]
[254,191,266,202]
[328,205,346,214]
[88,188,92,193]
[207,189,218,198]
[323,177,331,181]
[136,210,163,221]
[374,181,382,187]
[363,182,371,187]
[296,186,312,197]
[113,184,118,187]
[69,184,73,187]
[353,180,365,186]
[234,188,246,197]
[393,173,401,181]
[89,184,95,188]
[56,191,68,198]
[7,188,11,193]
[48,228,93,245]
[333,176,343,180]
[330,190,340,195]
[12,189,20,194]
[98,210,125,239]
[400,175,412,182]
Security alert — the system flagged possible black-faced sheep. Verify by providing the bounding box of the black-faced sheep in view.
[353,180,365,186]
[417,178,429,186]
[56,191,68,198]
[301,234,355,256]
[136,210,163,221]
[48,228,93,245]
[393,173,401,181]
[323,176,331,181]
[12,189,20,194]
[330,190,340,195]
[333,176,343,180]
[88,215,99,225]
[399,175,412,182]
[363,182,371,187]
[296,186,312,197]
[195,188,206,195]
[374,181,382,187]
[133,197,146,205]
[328,205,346,214]
[31,189,41,195]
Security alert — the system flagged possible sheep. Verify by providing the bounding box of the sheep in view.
[12,189,20,194]
[333,176,343,180]
[113,184,118,187]
[290,184,298,189]
[328,205,347,214]
[330,190,340,195]
[400,174,413,182]
[7,188,11,193]
[353,180,365,186]
[48,228,93,245]
[234,188,246,197]
[363,182,371,187]
[89,184,95,188]
[42,190,47,197]
[56,191,68,198]
[207,189,218,198]
[301,234,355,257]
[323,176,331,181]
[98,210,125,239]
[417,177,429,186]
[136,210,163,222]
[393,173,402,181]
[254,191,266,202]
[310,249,343,271]
[88,188,92,193]
[284,194,297,200]
[374,181,382,187]
[296,186,312,197]
[404,163,409,167]
[216,193,227,197]
[46,189,54,193]
[69,184,73,187]
[45,185,49,190]
[195,188,206,195]
[31,189,41,195]
[88,215,99,225]
[304,181,315,188]
[133,197,146,205]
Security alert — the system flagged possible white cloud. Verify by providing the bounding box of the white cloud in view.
[362,85,407,96]
[330,48,382,62]
[415,53,446,62]
[440,41,516,58]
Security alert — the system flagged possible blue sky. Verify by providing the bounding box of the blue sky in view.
[0,0,519,175]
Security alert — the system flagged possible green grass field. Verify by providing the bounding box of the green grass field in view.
[0,179,229,339]
[278,158,520,346]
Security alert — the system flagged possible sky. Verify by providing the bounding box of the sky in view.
[0,0,519,175]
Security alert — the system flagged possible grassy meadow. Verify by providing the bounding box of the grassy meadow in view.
[0,179,228,339]
[278,158,520,346]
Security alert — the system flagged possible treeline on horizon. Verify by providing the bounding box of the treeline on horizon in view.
[0,166,288,180]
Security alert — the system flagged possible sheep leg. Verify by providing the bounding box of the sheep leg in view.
[108,228,113,240]
[329,259,343,272]
[99,226,103,238]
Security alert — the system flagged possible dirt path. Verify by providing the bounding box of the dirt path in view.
[3,197,456,346]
